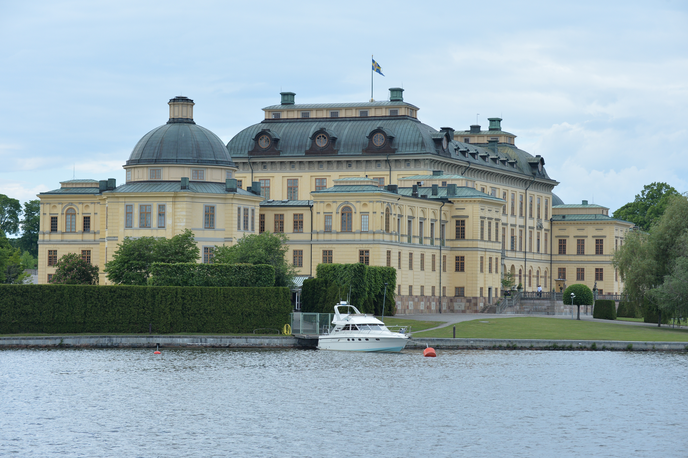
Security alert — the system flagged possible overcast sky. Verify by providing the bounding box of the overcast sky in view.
[1,0,686,218]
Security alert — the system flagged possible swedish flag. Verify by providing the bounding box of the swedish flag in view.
[372,58,384,76]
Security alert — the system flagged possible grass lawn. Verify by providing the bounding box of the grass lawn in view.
[412,317,688,342]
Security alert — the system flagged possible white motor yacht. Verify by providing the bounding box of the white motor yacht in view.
[317,301,409,352]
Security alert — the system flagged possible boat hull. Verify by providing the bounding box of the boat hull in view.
[317,335,408,352]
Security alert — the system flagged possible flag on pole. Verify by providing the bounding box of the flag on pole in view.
[372,58,384,76]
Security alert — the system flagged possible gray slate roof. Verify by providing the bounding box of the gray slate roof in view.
[551,214,633,224]
[108,181,257,196]
[40,187,102,195]
[128,121,235,167]
[260,199,313,207]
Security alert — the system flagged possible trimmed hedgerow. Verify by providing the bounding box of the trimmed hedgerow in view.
[617,301,642,318]
[0,284,291,334]
[593,299,617,320]
[148,263,275,287]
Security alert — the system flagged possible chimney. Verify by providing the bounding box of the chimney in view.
[582,200,588,205]
[386,184,398,194]
[181,177,189,190]
[280,92,295,105]
[470,125,481,134]
[225,178,237,193]
[447,184,457,197]
[99,180,107,193]
[107,178,116,190]
[251,181,261,196]
[432,184,438,196]
[389,87,404,102]
[412,184,419,197]
[440,127,455,138]
[168,96,195,124]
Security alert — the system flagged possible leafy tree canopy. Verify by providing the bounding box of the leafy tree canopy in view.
[213,231,295,287]
[50,252,99,285]
[104,229,199,285]
[563,284,593,306]
[612,182,680,231]
[0,194,21,236]
[18,200,40,257]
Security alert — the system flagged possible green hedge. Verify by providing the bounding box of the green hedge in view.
[642,301,670,325]
[617,301,642,318]
[148,263,275,287]
[593,299,617,320]
[0,284,291,334]
[302,263,396,315]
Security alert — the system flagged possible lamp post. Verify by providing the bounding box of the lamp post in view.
[571,292,579,320]
[592,281,598,316]
[381,282,388,322]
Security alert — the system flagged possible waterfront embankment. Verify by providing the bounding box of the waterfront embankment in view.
[1,334,687,351]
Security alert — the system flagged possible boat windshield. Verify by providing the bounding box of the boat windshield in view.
[355,324,386,331]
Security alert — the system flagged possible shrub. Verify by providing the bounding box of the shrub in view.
[563,284,593,306]
[593,299,617,320]
[149,263,275,287]
[0,284,291,334]
[617,301,642,318]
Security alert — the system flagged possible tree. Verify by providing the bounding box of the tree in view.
[18,200,40,257]
[0,194,21,236]
[563,284,593,320]
[50,252,99,285]
[614,194,688,325]
[501,271,515,290]
[612,182,680,231]
[104,229,199,285]
[650,256,688,323]
[213,231,296,287]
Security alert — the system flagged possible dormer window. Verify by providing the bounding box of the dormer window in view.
[301,111,310,118]
[464,138,470,143]
[359,110,369,117]
[149,168,161,180]
[192,169,205,180]
[271,112,281,119]
[330,111,339,118]
[389,109,399,116]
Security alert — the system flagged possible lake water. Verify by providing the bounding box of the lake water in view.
[1,348,687,458]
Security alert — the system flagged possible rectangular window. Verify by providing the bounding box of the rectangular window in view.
[259,179,270,200]
[359,110,369,117]
[126,169,132,182]
[487,221,492,241]
[544,233,548,254]
[386,250,391,267]
[274,214,284,233]
[324,215,332,232]
[432,254,436,272]
[495,222,499,243]
[545,199,549,219]
[359,250,370,265]
[420,253,425,271]
[537,232,541,253]
[293,214,304,233]
[502,192,507,214]
[149,168,161,180]
[455,287,465,297]
[488,257,492,273]
[398,251,401,269]
[455,220,466,239]
[537,197,541,219]
[558,267,566,280]
[595,239,604,255]
[203,247,214,264]
[315,178,327,191]
[272,112,281,119]
[455,256,465,272]
[125,205,133,228]
[330,111,339,118]
[65,210,76,233]
[409,285,413,296]
[139,205,151,228]
[558,239,567,255]
[251,208,255,232]
[495,257,499,274]
[409,252,413,270]
[372,177,385,188]
[301,111,310,118]
[529,196,533,218]
[243,208,249,231]
[361,214,369,232]
[577,239,585,255]
[204,205,215,229]
[480,256,484,273]
[419,221,424,244]
[577,268,585,281]
[511,193,515,216]
[511,228,515,251]
[81,250,91,264]
[192,169,205,180]
[237,207,242,230]
[322,250,333,264]
[51,216,58,232]
[529,230,533,252]
[293,250,303,267]
[48,250,57,266]
[389,109,399,116]
[259,214,265,233]
[420,286,424,296]
[595,268,604,281]
[480,220,485,240]
[519,230,523,251]
[287,179,298,200]
[157,205,165,228]
[237,180,243,189]
[83,216,91,233]
[430,222,435,246]
[432,286,435,297]
[502,227,506,250]
[407,219,412,243]
[443,255,446,272]
[519,195,524,216]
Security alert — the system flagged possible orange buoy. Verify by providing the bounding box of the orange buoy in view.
[154,351,161,354]
[423,347,436,357]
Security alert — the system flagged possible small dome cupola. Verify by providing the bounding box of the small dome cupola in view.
[168,96,195,124]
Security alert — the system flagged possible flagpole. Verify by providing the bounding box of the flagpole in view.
[371,54,374,101]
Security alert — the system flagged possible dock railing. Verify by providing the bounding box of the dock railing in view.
[290,312,333,335]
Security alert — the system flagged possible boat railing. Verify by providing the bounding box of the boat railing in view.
[290,312,334,336]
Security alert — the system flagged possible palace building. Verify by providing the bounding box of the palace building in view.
[37,90,634,313]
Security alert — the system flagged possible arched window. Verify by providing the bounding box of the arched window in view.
[536,271,540,288]
[341,206,352,232]
[65,208,76,233]
[528,269,532,288]
[385,208,390,233]
[518,268,522,286]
